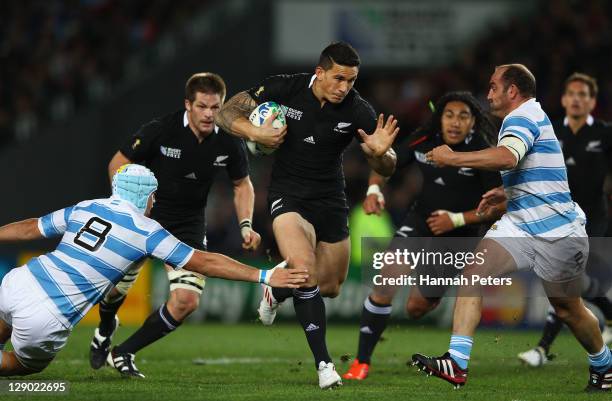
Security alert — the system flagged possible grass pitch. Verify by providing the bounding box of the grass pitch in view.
[3,323,609,401]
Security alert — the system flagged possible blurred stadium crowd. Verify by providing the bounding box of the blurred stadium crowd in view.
[0,0,209,146]
[2,0,612,254]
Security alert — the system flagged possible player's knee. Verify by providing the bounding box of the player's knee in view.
[406,297,439,320]
[290,255,317,286]
[168,291,200,320]
[319,282,341,298]
[550,301,576,323]
[303,274,319,288]
[369,293,393,306]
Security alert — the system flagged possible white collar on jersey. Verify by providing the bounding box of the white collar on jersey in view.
[183,111,219,133]
[109,195,143,214]
[563,114,594,127]
[308,74,316,88]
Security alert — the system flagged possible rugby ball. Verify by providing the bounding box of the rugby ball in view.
[246,101,286,156]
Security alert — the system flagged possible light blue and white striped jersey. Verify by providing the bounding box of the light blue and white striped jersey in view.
[29,196,195,328]
[499,99,585,237]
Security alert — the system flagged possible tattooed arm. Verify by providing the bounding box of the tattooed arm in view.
[216,92,287,148]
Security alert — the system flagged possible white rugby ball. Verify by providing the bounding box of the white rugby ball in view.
[246,101,286,156]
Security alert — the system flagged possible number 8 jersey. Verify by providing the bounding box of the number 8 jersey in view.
[29,196,195,328]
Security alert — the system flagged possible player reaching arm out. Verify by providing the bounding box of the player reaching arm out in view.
[0,212,306,289]
[358,114,398,177]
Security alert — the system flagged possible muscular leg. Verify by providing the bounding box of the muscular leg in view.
[316,239,350,298]
[405,286,440,320]
[452,239,518,335]
[545,282,612,374]
[449,239,518,369]
[544,281,603,354]
[353,252,415,367]
[273,213,332,368]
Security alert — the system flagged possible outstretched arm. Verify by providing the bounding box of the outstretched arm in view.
[182,252,308,288]
[426,145,518,171]
[360,114,399,177]
[215,92,287,147]
[0,218,43,242]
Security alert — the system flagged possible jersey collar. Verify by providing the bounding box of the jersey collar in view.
[183,111,219,134]
[308,74,316,88]
[563,114,594,127]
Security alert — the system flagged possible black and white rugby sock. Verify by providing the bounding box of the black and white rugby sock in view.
[114,303,181,354]
[356,296,392,364]
[293,286,331,368]
[537,307,563,354]
[98,296,126,337]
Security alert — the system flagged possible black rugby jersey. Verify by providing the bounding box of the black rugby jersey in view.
[120,110,249,213]
[395,132,501,217]
[555,116,612,220]
[247,73,377,199]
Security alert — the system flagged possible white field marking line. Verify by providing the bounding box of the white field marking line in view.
[61,357,292,365]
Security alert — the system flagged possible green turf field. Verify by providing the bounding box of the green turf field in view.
[2,323,609,401]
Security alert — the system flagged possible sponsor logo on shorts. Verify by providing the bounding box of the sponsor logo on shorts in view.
[458,167,474,176]
[184,172,197,179]
[304,136,316,144]
[271,198,283,214]
[396,226,413,237]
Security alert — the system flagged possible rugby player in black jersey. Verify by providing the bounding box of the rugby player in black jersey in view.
[89,73,261,377]
[343,91,502,380]
[215,42,398,388]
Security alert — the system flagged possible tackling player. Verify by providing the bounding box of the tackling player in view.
[0,164,307,376]
[412,64,611,392]
[518,72,612,366]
